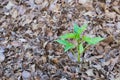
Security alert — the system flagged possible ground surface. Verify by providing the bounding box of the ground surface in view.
[0,0,120,80]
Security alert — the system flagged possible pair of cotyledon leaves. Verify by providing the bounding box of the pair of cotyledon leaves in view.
[56,23,104,52]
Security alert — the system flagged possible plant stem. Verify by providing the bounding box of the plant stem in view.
[70,49,75,55]
[77,40,80,62]
[78,50,80,62]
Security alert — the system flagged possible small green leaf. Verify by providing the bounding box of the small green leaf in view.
[82,36,91,43]
[83,36,104,45]
[60,33,76,39]
[64,44,74,52]
[55,39,71,46]
[74,23,88,35]
[55,39,74,52]
[74,23,81,34]
[91,37,104,44]
[79,43,84,53]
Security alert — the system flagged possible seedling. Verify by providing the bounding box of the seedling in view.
[55,23,104,62]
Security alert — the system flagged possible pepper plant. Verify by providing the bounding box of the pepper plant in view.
[55,23,104,62]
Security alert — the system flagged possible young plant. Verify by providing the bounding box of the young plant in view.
[55,23,104,62]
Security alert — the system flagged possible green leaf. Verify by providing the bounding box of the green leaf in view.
[55,39,74,52]
[91,37,104,44]
[74,23,81,34]
[79,43,84,54]
[74,23,88,35]
[75,34,80,40]
[55,39,71,45]
[60,33,76,39]
[64,44,74,52]
[82,36,91,43]
[83,36,104,45]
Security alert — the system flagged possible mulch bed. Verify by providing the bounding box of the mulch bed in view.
[0,0,120,80]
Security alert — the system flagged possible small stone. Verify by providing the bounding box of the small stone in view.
[11,9,18,18]
[79,0,88,4]
[86,69,94,76]
[22,70,31,79]
[35,0,43,4]
[116,22,120,29]
[60,77,67,80]
[5,1,15,10]
[68,52,77,62]
[0,53,5,62]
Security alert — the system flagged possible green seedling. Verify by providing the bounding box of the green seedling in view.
[55,23,104,62]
